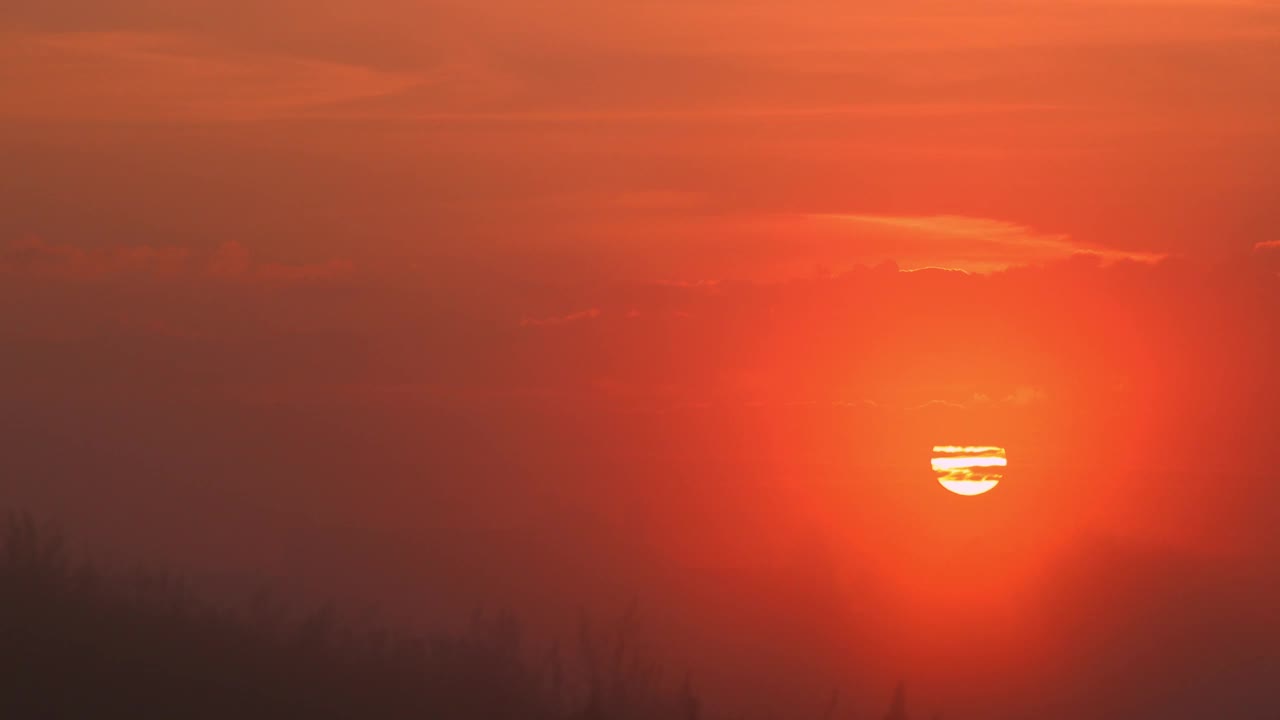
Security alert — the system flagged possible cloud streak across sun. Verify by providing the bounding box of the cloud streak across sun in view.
[932,445,1007,496]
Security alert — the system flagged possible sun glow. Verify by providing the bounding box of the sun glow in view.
[932,446,1005,496]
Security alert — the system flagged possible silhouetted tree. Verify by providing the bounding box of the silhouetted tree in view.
[884,681,909,720]
[0,512,702,720]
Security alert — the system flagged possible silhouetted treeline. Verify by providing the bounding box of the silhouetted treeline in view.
[0,513,700,719]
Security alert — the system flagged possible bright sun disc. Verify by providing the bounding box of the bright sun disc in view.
[932,445,1005,496]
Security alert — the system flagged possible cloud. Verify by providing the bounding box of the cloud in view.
[3,234,1278,477]
[520,308,602,327]
[208,240,252,279]
[1005,385,1048,405]
[0,30,419,123]
[808,214,1166,272]
[1,238,352,286]
[968,386,1049,407]
[0,237,190,279]
[207,241,355,285]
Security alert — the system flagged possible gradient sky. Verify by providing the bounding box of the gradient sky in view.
[4,2,1280,718]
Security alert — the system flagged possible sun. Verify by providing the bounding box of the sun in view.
[932,446,1006,496]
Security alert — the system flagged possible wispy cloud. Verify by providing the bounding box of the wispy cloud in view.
[809,214,1166,272]
[209,242,355,284]
[520,308,602,327]
[0,237,189,279]
[1,238,353,285]
[0,30,419,123]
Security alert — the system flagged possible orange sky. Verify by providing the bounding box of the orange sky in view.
[4,2,1280,718]
[5,0,1280,276]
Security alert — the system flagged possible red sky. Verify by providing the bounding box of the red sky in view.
[4,2,1280,718]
